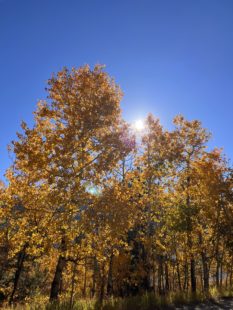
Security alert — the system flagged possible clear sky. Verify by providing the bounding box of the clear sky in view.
[1,0,233,178]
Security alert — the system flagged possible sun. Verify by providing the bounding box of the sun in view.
[133,119,145,132]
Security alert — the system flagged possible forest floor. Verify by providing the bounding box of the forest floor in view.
[175,297,233,309]
[1,294,233,309]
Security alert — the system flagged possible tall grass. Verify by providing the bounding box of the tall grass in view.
[1,288,233,310]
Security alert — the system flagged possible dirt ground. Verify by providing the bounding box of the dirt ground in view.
[175,297,233,310]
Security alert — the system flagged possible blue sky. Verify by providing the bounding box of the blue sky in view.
[1,0,233,178]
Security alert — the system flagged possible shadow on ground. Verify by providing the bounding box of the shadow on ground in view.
[175,297,233,310]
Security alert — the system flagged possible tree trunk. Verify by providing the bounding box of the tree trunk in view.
[9,243,28,304]
[83,257,87,298]
[69,262,77,310]
[183,261,189,291]
[165,262,170,292]
[99,265,106,305]
[216,260,220,287]
[158,256,163,294]
[188,233,196,293]
[220,262,223,288]
[107,254,114,296]
[50,238,67,301]
[176,262,182,291]
[201,253,209,292]
[190,258,196,293]
[226,270,229,288]
[230,259,233,287]
[172,264,175,291]
[186,171,196,294]
[153,261,156,293]
[91,257,98,298]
